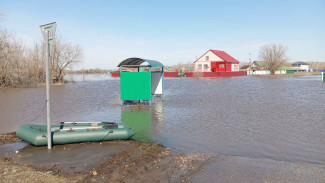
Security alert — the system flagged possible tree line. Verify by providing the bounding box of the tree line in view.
[0,29,83,88]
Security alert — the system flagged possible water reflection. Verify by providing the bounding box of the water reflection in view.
[151,98,165,122]
[121,99,165,142]
[121,106,152,142]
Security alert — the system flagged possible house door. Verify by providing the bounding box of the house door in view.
[216,63,225,71]
[211,62,217,72]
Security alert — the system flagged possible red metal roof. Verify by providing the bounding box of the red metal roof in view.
[210,49,239,63]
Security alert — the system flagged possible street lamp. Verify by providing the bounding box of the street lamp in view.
[40,22,57,150]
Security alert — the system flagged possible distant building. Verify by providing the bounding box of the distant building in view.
[194,49,240,72]
[249,61,294,75]
[248,61,268,75]
[291,62,310,71]
[240,65,250,71]
[251,61,268,70]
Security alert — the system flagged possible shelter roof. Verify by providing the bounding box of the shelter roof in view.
[118,57,164,68]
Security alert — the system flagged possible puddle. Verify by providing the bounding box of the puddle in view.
[12,141,135,173]
[0,142,27,157]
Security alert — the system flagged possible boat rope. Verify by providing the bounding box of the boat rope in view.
[98,130,113,142]
[24,101,47,123]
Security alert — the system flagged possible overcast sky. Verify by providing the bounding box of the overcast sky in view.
[0,0,324,69]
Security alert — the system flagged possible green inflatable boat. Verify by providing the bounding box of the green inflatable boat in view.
[16,122,135,146]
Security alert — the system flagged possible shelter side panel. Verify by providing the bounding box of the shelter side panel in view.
[120,72,151,100]
[151,72,163,95]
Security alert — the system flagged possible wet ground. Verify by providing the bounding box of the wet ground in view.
[1,137,325,183]
[13,141,135,173]
[0,138,215,183]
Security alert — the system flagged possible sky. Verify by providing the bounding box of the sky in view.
[0,0,324,69]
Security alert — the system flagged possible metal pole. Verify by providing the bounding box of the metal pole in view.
[149,67,152,106]
[45,31,52,149]
[162,67,164,95]
[249,53,252,75]
[120,67,123,106]
[40,22,56,150]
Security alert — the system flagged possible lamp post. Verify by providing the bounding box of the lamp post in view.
[40,22,56,150]
[249,53,252,75]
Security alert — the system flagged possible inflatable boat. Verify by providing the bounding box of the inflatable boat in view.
[16,122,135,146]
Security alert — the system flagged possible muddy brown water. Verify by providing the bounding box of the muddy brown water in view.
[0,75,324,165]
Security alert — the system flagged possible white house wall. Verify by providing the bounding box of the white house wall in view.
[301,65,310,70]
[196,50,223,62]
[292,65,310,71]
[253,70,270,75]
[231,64,239,71]
[275,70,287,75]
[253,70,287,75]
[194,62,211,72]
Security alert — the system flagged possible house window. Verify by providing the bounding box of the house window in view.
[204,64,209,69]
[198,64,202,69]
[205,56,209,61]
[219,64,225,68]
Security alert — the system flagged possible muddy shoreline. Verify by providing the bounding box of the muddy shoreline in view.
[1,133,325,183]
[0,132,21,144]
[0,133,213,183]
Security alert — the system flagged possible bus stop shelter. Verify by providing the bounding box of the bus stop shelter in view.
[118,57,164,106]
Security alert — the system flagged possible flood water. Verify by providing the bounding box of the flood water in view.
[0,74,324,165]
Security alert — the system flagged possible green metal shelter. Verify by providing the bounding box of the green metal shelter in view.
[118,57,164,106]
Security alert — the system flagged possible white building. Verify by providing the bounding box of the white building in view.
[291,62,310,71]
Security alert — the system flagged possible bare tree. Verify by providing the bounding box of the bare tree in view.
[259,43,288,75]
[0,29,26,87]
[25,43,46,82]
[50,36,83,83]
[0,29,83,87]
[193,70,203,78]
[167,62,194,72]
[0,29,47,87]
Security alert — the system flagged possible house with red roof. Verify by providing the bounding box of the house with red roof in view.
[194,49,240,72]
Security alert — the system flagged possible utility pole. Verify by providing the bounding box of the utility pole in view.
[249,53,252,75]
[40,22,57,150]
